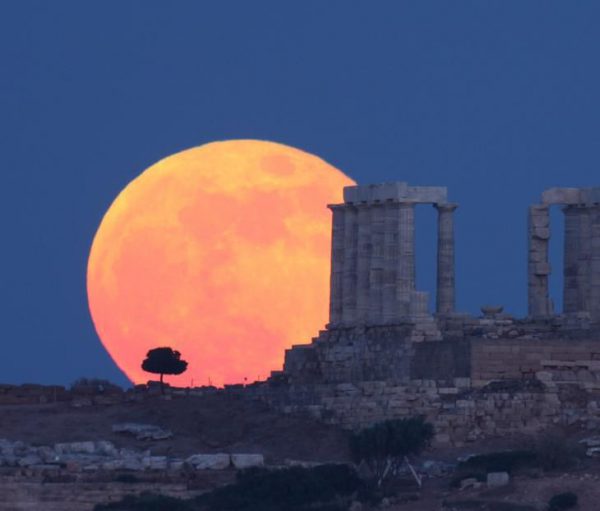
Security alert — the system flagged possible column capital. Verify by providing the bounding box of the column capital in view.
[434,202,458,212]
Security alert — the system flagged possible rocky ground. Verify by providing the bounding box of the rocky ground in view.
[1,387,600,510]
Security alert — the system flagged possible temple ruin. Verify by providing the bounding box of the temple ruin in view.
[255,182,600,446]
[327,182,456,326]
[528,187,600,321]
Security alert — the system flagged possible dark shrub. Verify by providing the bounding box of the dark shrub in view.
[451,450,538,488]
[96,466,361,511]
[94,493,191,511]
[350,417,434,486]
[534,433,583,471]
[113,473,140,483]
[195,464,361,511]
[457,450,537,474]
[71,378,122,395]
[548,492,578,511]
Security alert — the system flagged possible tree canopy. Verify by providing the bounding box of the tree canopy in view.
[350,417,434,487]
[141,347,188,390]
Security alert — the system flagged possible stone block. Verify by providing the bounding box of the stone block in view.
[186,453,230,470]
[231,454,265,469]
[54,441,96,455]
[542,187,582,205]
[112,423,172,440]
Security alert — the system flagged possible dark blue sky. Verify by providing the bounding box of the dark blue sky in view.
[2,1,599,386]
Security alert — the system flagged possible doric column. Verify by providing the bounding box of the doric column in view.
[368,204,384,324]
[563,205,581,313]
[577,207,592,314]
[396,202,416,316]
[341,205,358,325]
[435,203,457,315]
[382,203,399,323]
[328,205,345,325]
[528,205,552,317]
[590,206,600,321]
[355,205,371,324]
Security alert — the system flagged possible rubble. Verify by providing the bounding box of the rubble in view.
[112,423,173,440]
[0,438,264,474]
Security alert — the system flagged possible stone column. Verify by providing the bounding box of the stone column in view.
[356,205,371,324]
[368,204,384,324]
[578,207,592,316]
[328,205,345,325]
[396,202,416,316]
[528,205,552,317]
[341,205,358,325]
[563,205,581,313]
[435,203,457,315]
[382,203,399,323]
[590,206,600,322]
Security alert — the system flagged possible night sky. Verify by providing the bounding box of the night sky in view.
[2,1,600,386]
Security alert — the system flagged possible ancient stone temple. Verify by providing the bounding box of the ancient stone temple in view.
[528,187,600,321]
[327,182,457,327]
[256,182,600,447]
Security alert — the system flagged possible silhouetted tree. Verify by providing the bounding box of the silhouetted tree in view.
[141,347,188,393]
[350,417,434,488]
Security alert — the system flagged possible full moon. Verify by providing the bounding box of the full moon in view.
[87,140,354,387]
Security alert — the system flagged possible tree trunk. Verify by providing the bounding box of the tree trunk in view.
[160,373,164,394]
[404,456,422,488]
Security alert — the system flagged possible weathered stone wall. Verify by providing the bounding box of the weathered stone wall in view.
[257,366,600,448]
[266,314,600,446]
[471,337,600,386]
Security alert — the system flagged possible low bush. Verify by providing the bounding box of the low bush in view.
[95,465,361,511]
[350,417,434,487]
[94,493,191,511]
[70,378,122,394]
[196,464,361,511]
[548,492,578,511]
[457,450,537,474]
[534,433,583,471]
[113,473,140,483]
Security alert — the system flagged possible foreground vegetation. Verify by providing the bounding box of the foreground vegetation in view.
[95,464,362,511]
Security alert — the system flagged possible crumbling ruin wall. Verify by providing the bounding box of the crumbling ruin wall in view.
[471,337,600,386]
[267,321,600,446]
[258,358,600,447]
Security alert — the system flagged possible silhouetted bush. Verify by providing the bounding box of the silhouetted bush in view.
[196,464,361,511]
[548,492,578,511]
[94,493,191,511]
[95,465,361,511]
[70,378,122,395]
[534,432,584,471]
[113,473,140,483]
[451,450,538,488]
[350,417,434,486]
[458,450,537,473]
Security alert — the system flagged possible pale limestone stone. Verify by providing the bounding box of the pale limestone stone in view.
[231,454,264,469]
[186,453,230,470]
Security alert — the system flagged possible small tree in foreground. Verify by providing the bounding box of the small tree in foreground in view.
[350,417,434,488]
[141,347,188,393]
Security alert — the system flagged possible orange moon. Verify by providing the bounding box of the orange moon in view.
[87,140,354,387]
